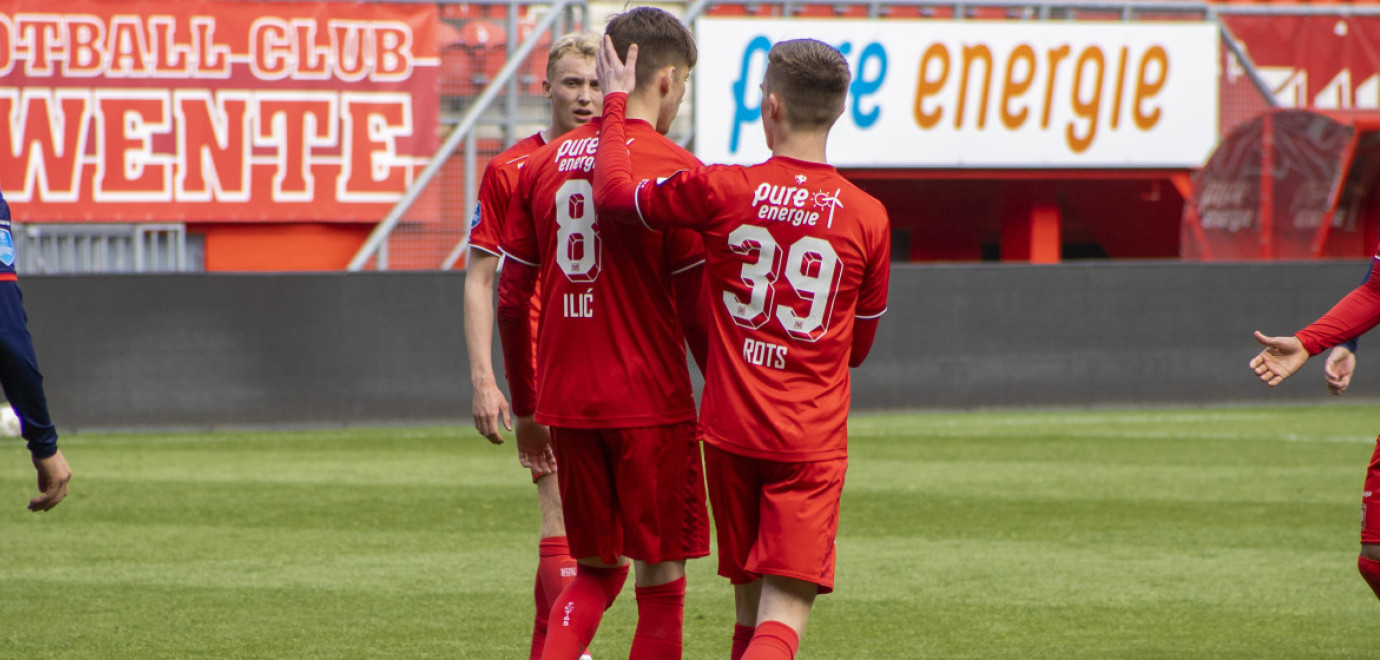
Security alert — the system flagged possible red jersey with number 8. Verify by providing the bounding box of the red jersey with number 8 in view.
[500,118,705,429]
[626,156,890,461]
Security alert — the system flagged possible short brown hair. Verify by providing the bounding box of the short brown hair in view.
[765,39,850,131]
[546,32,600,80]
[604,7,697,89]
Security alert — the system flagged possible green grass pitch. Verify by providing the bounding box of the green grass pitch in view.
[2,406,1379,658]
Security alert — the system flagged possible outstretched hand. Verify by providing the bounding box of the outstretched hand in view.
[596,35,638,97]
[29,449,70,512]
[1249,331,1309,387]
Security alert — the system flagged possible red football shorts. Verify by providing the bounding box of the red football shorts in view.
[1361,435,1380,545]
[704,443,847,594]
[550,421,710,565]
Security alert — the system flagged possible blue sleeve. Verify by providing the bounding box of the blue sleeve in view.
[0,191,57,458]
[0,283,57,458]
[1341,259,1373,354]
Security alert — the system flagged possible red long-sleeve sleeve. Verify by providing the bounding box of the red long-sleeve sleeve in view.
[496,261,539,415]
[673,266,709,375]
[850,317,880,368]
[591,92,643,225]
[1296,259,1380,356]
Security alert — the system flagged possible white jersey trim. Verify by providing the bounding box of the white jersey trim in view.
[856,307,888,320]
[499,248,540,268]
[470,244,502,258]
[671,259,706,275]
[633,179,659,232]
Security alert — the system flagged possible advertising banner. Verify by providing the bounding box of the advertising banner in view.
[693,18,1219,169]
[0,0,439,222]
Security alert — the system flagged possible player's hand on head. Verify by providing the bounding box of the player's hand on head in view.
[29,449,70,512]
[1249,331,1309,387]
[515,416,556,474]
[472,382,512,444]
[596,35,637,97]
[1324,345,1357,395]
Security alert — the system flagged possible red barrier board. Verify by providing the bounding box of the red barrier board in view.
[0,0,439,222]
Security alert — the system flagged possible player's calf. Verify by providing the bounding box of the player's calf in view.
[541,562,629,660]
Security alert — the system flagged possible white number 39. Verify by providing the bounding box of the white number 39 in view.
[723,225,842,342]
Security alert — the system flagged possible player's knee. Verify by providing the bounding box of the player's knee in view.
[633,559,685,587]
[1361,543,1380,562]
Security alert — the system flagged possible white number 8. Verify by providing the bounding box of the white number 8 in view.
[555,179,600,282]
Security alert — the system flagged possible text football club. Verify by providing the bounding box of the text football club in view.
[0,0,438,222]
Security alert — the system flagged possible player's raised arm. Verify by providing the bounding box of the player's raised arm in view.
[590,37,642,223]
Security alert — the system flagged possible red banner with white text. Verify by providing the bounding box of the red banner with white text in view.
[0,0,438,222]
[1222,14,1380,127]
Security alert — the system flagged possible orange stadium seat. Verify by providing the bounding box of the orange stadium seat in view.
[518,21,552,94]
[707,3,751,15]
[880,5,929,18]
[965,6,1012,19]
[792,4,872,18]
[442,3,479,20]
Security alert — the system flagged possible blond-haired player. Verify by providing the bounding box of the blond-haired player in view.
[461,32,601,660]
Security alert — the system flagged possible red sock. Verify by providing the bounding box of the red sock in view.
[530,568,547,660]
[730,624,755,660]
[741,620,800,660]
[541,563,629,660]
[530,537,578,660]
[1359,556,1380,601]
[630,577,686,660]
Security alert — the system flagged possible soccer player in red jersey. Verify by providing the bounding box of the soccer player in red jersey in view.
[593,38,891,660]
[1250,252,1380,603]
[495,9,710,660]
[461,33,602,660]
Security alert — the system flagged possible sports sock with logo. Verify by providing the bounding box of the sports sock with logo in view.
[1358,555,1380,600]
[730,623,755,660]
[629,576,686,660]
[741,620,800,660]
[530,536,578,660]
[541,562,629,660]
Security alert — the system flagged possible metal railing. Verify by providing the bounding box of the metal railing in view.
[15,223,188,274]
[348,0,589,271]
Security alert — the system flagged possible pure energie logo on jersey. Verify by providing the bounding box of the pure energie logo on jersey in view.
[555,137,598,173]
[751,180,844,228]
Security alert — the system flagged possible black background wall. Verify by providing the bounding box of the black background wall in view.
[17,262,1379,431]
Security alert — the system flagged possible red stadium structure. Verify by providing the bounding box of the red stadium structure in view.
[0,0,1378,271]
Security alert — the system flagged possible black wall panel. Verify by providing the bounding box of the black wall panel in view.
[15,262,1377,431]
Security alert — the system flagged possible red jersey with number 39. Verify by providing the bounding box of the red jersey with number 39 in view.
[631,157,890,461]
[500,119,705,429]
